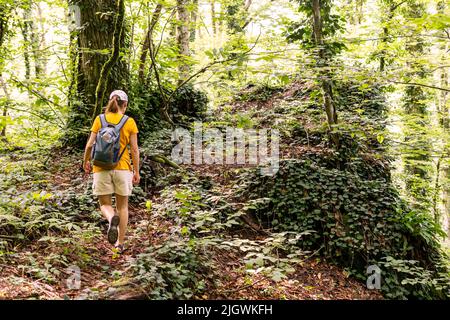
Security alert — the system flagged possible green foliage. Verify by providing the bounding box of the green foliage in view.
[203,32,254,84]
[127,181,312,296]
[223,0,252,34]
[0,187,100,248]
[125,83,164,137]
[235,157,449,299]
[64,97,94,147]
[125,82,209,138]
[0,151,102,288]
[335,80,388,122]
[284,0,347,55]
[170,84,209,121]
[230,232,311,282]
[0,152,100,250]
[160,185,243,236]
[380,256,450,299]
[130,238,213,299]
[275,79,388,155]
[237,83,283,102]
[0,0,449,302]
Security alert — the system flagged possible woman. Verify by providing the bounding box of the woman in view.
[83,90,140,253]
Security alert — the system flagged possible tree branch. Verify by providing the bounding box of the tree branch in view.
[389,80,450,92]
[10,77,65,127]
[168,31,262,102]
[148,29,174,126]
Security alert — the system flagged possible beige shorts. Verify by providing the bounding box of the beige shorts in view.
[93,170,133,196]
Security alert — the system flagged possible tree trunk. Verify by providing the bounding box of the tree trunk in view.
[148,34,175,126]
[34,2,46,78]
[190,0,198,42]
[445,166,450,240]
[176,0,190,84]
[138,3,163,84]
[358,0,364,24]
[210,0,216,35]
[355,0,365,24]
[440,64,450,238]
[441,63,450,240]
[218,2,224,35]
[20,0,44,79]
[0,76,9,138]
[66,0,129,146]
[20,3,31,81]
[0,4,10,139]
[437,0,450,239]
[379,26,388,72]
[0,10,6,49]
[242,0,253,30]
[94,0,126,118]
[75,0,128,108]
[402,0,432,212]
[244,0,253,10]
[433,157,442,223]
[225,0,252,34]
[311,0,339,148]
[0,3,9,61]
[379,1,406,72]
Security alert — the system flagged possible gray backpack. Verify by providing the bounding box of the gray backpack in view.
[91,114,129,169]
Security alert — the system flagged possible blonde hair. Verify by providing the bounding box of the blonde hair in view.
[105,95,126,113]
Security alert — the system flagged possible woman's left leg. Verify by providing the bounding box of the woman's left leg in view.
[115,194,129,245]
[98,195,115,223]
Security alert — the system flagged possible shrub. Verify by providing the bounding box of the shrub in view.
[170,84,209,120]
[127,84,165,137]
[126,83,209,137]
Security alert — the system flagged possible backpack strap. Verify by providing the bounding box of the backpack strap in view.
[116,145,129,163]
[114,115,130,164]
[99,114,108,128]
[114,115,129,133]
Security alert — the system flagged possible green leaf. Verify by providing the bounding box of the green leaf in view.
[180,226,189,235]
[377,134,385,144]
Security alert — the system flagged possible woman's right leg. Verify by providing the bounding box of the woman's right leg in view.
[112,170,133,246]
[99,194,120,244]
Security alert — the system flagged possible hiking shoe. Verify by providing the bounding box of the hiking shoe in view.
[107,215,120,245]
[114,244,126,254]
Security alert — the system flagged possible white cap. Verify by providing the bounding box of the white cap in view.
[109,90,128,102]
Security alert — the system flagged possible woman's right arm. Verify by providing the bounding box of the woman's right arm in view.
[83,132,97,174]
[130,133,140,184]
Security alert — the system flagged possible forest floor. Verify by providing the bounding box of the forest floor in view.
[0,81,383,300]
[0,152,382,300]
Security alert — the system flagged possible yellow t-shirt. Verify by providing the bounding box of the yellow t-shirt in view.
[90,113,139,173]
